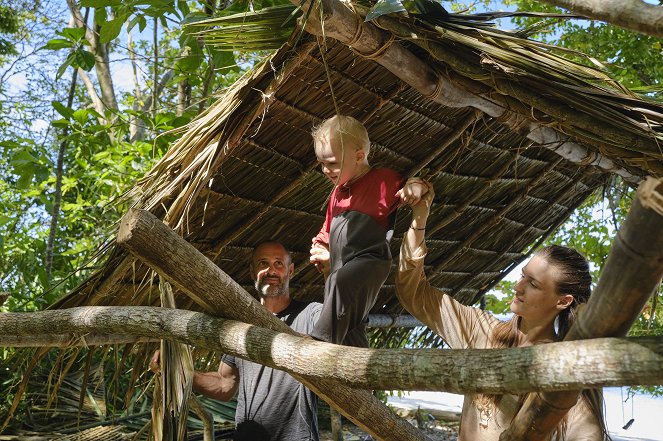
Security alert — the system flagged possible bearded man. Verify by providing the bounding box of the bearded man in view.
[151,241,322,441]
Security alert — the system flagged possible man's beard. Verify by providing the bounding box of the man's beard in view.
[255,275,289,298]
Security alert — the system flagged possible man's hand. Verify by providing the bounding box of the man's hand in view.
[310,243,330,278]
[149,350,161,375]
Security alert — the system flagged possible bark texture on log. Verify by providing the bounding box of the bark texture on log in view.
[117,208,428,441]
[293,0,641,182]
[540,0,663,39]
[2,307,662,393]
[0,334,158,347]
[503,177,663,441]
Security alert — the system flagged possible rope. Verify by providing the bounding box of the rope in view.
[346,11,364,47]
[423,76,444,101]
[356,34,396,60]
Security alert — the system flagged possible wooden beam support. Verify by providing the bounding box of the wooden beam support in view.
[0,334,158,347]
[2,307,663,393]
[367,314,423,328]
[502,177,663,440]
[116,208,427,441]
[296,0,645,181]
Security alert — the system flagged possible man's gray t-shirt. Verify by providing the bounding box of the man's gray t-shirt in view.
[222,300,322,441]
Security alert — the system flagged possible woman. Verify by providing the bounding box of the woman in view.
[396,184,611,441]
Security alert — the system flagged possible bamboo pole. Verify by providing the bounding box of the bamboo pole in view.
[502,177,663,441]
[116,208,428,441]
[2,307,663,393]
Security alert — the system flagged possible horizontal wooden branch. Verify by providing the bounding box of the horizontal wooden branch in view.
[2,307,662,394]
[539,0,663,39]
[0,315,420,346]
[296,0,644,182]
[0,334,158,347]
[116,208,426,441]
[367,314,423,328]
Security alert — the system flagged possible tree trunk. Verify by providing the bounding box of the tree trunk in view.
[540,0,663,38]
[66,1,118,113]
[2,307,662,394]
[116,208,427,441]
[176,78,191,116]
[503,177,663,441]
[45,65,79,281]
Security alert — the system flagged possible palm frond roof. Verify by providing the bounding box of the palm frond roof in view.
[56,1,662,341]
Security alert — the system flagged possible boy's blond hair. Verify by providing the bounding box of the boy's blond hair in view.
[312,115,370,156]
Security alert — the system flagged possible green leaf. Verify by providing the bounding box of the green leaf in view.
[99,16,125,43]
[73,49,95,71]
[177,0,190,18]
[180,12,214,26]
[51,119,70,128]
[210,49,235,70]
[52,101,73,119]
[365,0,406,21]
[137,15,147,32]
[72,109,90,125]
[59,27,86,42]
[11,149,38,167]
[36,266,48,288]
[127,14,143,33]
[94,6,107,26]
[16,170,33,189]
[79,0,123,7]
[176,37,204,72]
[41,38,74,50]
[56,53,75,79]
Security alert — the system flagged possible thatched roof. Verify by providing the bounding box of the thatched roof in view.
[54,2,663,348]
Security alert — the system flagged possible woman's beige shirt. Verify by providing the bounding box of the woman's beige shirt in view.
[396,238,604,441]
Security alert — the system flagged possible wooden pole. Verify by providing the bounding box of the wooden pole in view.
[502,177,663,441]
[367,314,423,328]
[0,334,158,347]
[116,208,427,441]
[2,307,663,393]
[330,408,344,441]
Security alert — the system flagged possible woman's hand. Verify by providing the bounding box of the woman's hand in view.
[410,184,434,219]
[397,178,430,207]
[402,179,434,230]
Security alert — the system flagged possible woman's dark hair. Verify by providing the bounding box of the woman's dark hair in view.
[482,246,610,440]
[535,245,592,340]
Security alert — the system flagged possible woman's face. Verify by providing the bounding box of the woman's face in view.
[510,255,572,325]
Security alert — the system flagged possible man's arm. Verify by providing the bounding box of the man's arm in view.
[193,360,239,401]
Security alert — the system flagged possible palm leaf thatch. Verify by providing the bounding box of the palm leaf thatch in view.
[6,0,663,437]
[152,282,193,441]
[55,0,663,368]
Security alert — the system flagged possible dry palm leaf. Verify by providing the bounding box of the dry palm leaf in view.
[151,281,193,441]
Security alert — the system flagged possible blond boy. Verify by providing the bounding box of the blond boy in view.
[309,115,428,347]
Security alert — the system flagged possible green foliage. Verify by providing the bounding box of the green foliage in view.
[484,280,514,314]
[498,0,663,97]
[0,3,21,56]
